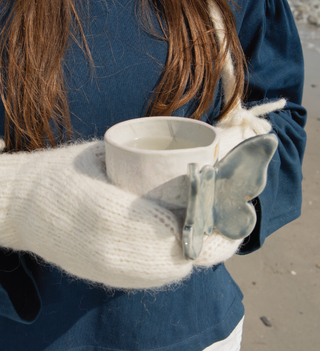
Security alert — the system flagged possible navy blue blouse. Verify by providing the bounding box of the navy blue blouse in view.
[0,0,307,350]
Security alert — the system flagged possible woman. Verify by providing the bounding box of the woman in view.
[0,0,306,350]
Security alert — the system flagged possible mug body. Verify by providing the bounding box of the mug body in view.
[104,117,219,209]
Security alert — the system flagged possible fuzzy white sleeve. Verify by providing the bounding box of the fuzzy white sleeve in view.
[0,126,260,289]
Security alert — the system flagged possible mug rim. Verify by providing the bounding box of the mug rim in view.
[104,116,219,155]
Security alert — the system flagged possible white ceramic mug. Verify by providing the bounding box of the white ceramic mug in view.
[104,117,220,209]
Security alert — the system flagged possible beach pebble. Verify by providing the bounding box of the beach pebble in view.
[308,15,320,26]
[260,316,272,327]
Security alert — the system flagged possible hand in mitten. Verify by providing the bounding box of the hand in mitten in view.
[0,141,193,289]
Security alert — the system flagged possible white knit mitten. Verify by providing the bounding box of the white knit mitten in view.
[0,124,268,289]
[0,141,195,289]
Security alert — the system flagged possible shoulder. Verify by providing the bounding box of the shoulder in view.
[229,0,295,33]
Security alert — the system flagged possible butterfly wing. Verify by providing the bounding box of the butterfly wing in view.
[182,133,278,259]
[213,133,278,240]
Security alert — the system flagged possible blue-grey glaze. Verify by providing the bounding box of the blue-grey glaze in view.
[183,134,278,260]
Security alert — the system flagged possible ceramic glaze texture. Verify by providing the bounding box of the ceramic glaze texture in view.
[104,117,220,209]
[182,134,279,259]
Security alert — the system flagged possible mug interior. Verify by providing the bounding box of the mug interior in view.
[106,117,216,150]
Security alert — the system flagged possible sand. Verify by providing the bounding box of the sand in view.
[225,24,320,350]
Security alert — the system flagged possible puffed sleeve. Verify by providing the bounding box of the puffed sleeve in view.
[235,0,307,253]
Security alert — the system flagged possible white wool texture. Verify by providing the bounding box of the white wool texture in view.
[0,138,246,289]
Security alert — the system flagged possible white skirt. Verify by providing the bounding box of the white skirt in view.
[203,317,244,351]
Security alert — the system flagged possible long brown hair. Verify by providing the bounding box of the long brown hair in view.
[0,0,246,151]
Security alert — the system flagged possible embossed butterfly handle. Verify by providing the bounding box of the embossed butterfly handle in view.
[182,134,278,260]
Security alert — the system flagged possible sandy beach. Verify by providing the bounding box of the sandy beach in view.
[226,23,320,351]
